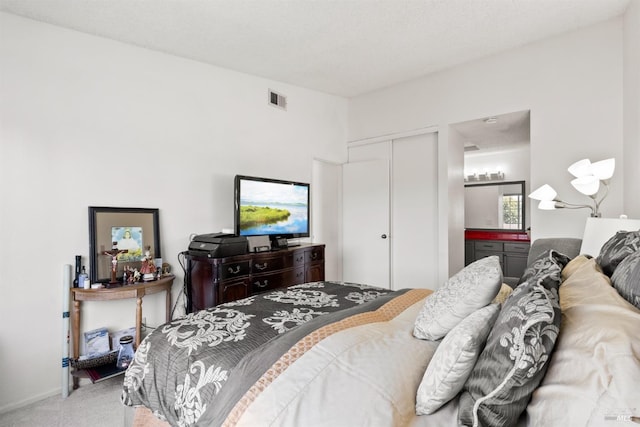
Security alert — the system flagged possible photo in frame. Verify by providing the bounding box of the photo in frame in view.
[89,207,161,283]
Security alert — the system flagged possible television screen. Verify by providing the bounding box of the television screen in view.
[234,175,310,238]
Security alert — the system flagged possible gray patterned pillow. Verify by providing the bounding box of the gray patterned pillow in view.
[518,248,571,286]
[458,250,566,427]
[413,256,502,341]
[596,230,640,277]
[416,304,500,415]
[611,250,640,309]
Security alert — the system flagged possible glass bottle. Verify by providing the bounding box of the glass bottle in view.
[116,335,135,370]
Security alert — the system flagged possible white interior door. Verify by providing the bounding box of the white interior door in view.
[342,159,390,288]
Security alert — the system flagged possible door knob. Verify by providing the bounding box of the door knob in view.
[381,234,387,239]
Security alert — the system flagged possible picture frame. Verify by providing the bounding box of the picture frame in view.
[89,207,161,283]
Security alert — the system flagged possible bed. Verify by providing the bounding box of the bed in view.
[122,234,640,427]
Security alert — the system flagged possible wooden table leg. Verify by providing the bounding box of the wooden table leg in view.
[165,287,171,323]
[72,300,80,390]
[136,297,142,348]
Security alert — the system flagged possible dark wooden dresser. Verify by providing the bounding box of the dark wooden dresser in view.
[185,244,325,312]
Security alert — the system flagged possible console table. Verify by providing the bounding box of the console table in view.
[70,275,174,388]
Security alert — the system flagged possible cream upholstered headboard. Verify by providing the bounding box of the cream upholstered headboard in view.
[580,217,640,257]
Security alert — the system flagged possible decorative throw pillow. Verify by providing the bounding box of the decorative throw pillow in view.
[517,248,572,286]
[596,230,640,277]
[458,250,568,427]
[413,256,502,341]
[416,304,500,415]
[611,250,640,309]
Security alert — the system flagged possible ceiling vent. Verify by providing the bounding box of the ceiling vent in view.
[464,144,480,152]
[268,89,287,110]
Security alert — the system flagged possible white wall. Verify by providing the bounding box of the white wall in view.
[0,12,347,411]
[311,159,343,281]
[623,1,640,218]
[349,18,625,276]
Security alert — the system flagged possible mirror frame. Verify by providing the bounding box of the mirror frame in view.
[464,180,526,232]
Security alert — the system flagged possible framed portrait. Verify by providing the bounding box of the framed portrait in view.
[89,207,161,283]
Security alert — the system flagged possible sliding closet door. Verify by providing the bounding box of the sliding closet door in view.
[342,159,390,288]
[343,132,439,290]
[392,133,439,289]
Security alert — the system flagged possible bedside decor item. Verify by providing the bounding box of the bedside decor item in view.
[528,157,615,217]
[103,243,127,285]
[139,246,158,281]
[116,335,135,370]
[89,207,160,283]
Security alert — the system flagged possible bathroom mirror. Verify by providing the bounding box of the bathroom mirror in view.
[464,180,525,231]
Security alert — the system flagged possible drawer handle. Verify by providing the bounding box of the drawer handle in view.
[297,272,304,278]
[228,265,241,274]
[311,253,318,260]
[255,262,268,271]
[255,280,268,288]
[296,256,304,262]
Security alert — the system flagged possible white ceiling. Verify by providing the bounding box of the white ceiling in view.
[0,0,630,97]
[455,110,531,154]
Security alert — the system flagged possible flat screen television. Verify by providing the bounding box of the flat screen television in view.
[234,175,310,240]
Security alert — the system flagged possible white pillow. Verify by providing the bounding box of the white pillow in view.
[413,256,502,340]
[415,304,500,415]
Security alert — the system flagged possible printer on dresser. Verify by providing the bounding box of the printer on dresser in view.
[185,242,325,312]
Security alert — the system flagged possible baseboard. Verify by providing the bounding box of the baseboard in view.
[0,377,94,414]
[0,386,60,414]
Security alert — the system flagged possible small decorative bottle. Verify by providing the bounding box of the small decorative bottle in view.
[116,335,135,370]
[79,266,89,289]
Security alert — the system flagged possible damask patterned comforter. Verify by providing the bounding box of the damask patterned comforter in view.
[121,281,401,426]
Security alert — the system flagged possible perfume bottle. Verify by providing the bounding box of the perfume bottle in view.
[78,266,89,290]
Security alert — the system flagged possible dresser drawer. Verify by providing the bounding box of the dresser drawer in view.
[252,255,287,274]
[293,251,306,267]
[474,241,503,251]
[219,260,251,280]
[218,278,250,304]
[251,267,305,293]
[305,247,324,263]
[504,242,530,253]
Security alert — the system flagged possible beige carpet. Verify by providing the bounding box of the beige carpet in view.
[0,375,131,427]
